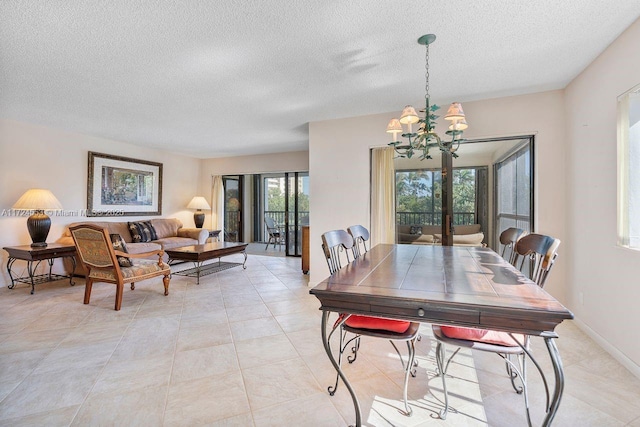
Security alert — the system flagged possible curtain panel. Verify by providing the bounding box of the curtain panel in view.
[371,147,396,246]
[211,175,225,239]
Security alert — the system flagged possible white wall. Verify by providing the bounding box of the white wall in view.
[309,91,567,303]
[564,18,640,373]
[0,119,201,284]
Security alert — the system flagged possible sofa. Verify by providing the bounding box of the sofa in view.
[397,223,485,246]
[58,218,208,275]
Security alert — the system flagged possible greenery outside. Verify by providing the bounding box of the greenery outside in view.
[396,168,476,225]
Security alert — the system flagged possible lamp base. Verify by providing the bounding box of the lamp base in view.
[194,211,205,229]
[27,211,51,247]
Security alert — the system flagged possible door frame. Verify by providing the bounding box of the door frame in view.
[222,175,243,242]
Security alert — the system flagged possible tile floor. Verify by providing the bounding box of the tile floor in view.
[1,253,639,426]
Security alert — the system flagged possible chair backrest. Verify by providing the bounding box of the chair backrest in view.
[321,229,354,275]
[513,233,560,288]
[69,224,118,270]
[347,225,370,259]
[265,216,279,232]
[499,227,528,265]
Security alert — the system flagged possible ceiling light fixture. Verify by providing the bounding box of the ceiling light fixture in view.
[386,34,468,159]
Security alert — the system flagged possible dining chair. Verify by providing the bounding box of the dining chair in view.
[69,224,171,311]
[347,224,370,258]
[322,229,419,416]
[432,233,561,423]
[499,227,528,264]
[264,216,284,250]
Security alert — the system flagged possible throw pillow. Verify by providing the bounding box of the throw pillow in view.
[128,221,158,243]
[110,234,133,267]
[409,225,422,235]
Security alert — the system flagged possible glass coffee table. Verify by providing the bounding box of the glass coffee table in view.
[165,242,248,284]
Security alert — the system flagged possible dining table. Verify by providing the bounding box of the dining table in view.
[310,243,574,426]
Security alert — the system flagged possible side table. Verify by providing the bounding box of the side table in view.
[3,243,77,294]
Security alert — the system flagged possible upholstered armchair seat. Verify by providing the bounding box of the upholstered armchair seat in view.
[89,259,170,282]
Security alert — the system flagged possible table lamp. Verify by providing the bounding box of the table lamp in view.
[12,188,63,247]
[187,196,211,228]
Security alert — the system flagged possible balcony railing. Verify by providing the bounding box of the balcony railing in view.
[264,210,309,227]
[396,211,476,226]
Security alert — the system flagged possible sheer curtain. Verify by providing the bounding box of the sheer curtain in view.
[211,175,225,240]
[371,147,396,246]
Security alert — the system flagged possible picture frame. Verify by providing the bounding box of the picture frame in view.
[87,152,163,216]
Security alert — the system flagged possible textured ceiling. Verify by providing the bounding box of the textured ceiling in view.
[1,1,639,158]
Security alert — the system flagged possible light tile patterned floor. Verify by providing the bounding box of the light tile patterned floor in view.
[0,253,639,426]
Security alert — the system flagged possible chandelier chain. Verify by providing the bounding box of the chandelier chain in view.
[424,43,430,102]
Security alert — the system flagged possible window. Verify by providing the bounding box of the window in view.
[395,167,483,227]
[618,84,640,248]
[494,142,533,245]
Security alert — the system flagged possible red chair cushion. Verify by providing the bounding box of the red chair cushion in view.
[343,315,411,333]
[440,325,524,347]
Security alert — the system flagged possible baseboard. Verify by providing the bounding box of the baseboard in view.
[573,317,640,379]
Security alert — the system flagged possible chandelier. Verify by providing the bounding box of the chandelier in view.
[386,34,468,159]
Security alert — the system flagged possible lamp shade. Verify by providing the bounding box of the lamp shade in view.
[386,118,402,133]
[399,105,420,125]
[187,196,210,229]
[12,189,62,247]
[12,188,63,210]
[444,102,465,121]
[448,118,468,131]
[187,196,211,211]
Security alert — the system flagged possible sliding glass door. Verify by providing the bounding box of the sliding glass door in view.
[223,176,242,242]
[392,136,533,249]
[262,172,309,256]
[286,172,309,256]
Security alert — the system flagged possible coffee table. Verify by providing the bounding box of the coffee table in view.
[165,242,248,284]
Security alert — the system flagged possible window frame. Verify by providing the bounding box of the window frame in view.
[617,83,640,249]
[492,138,535,250]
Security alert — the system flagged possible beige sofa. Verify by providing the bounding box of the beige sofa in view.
[397,223,485,246]
[58,218,208,274]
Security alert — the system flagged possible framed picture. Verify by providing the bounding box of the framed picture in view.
[87,152,163,216]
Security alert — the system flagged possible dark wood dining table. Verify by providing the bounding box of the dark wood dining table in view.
[310,243,574,426]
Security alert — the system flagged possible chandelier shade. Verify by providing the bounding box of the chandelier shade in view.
[448,117,468,132]
[399,106,420,125]
[444,102,465,121]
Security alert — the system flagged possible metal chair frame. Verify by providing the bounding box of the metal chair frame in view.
[434,233,561,425]
[499,227,528,265]
[264,216,285,250]
[322,229,419,416]
[347,225,370,259]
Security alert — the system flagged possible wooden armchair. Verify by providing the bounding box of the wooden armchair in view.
[69,224,171,311]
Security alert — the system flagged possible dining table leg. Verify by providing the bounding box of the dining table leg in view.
[542,335,564,426]
[321,310,361,427]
